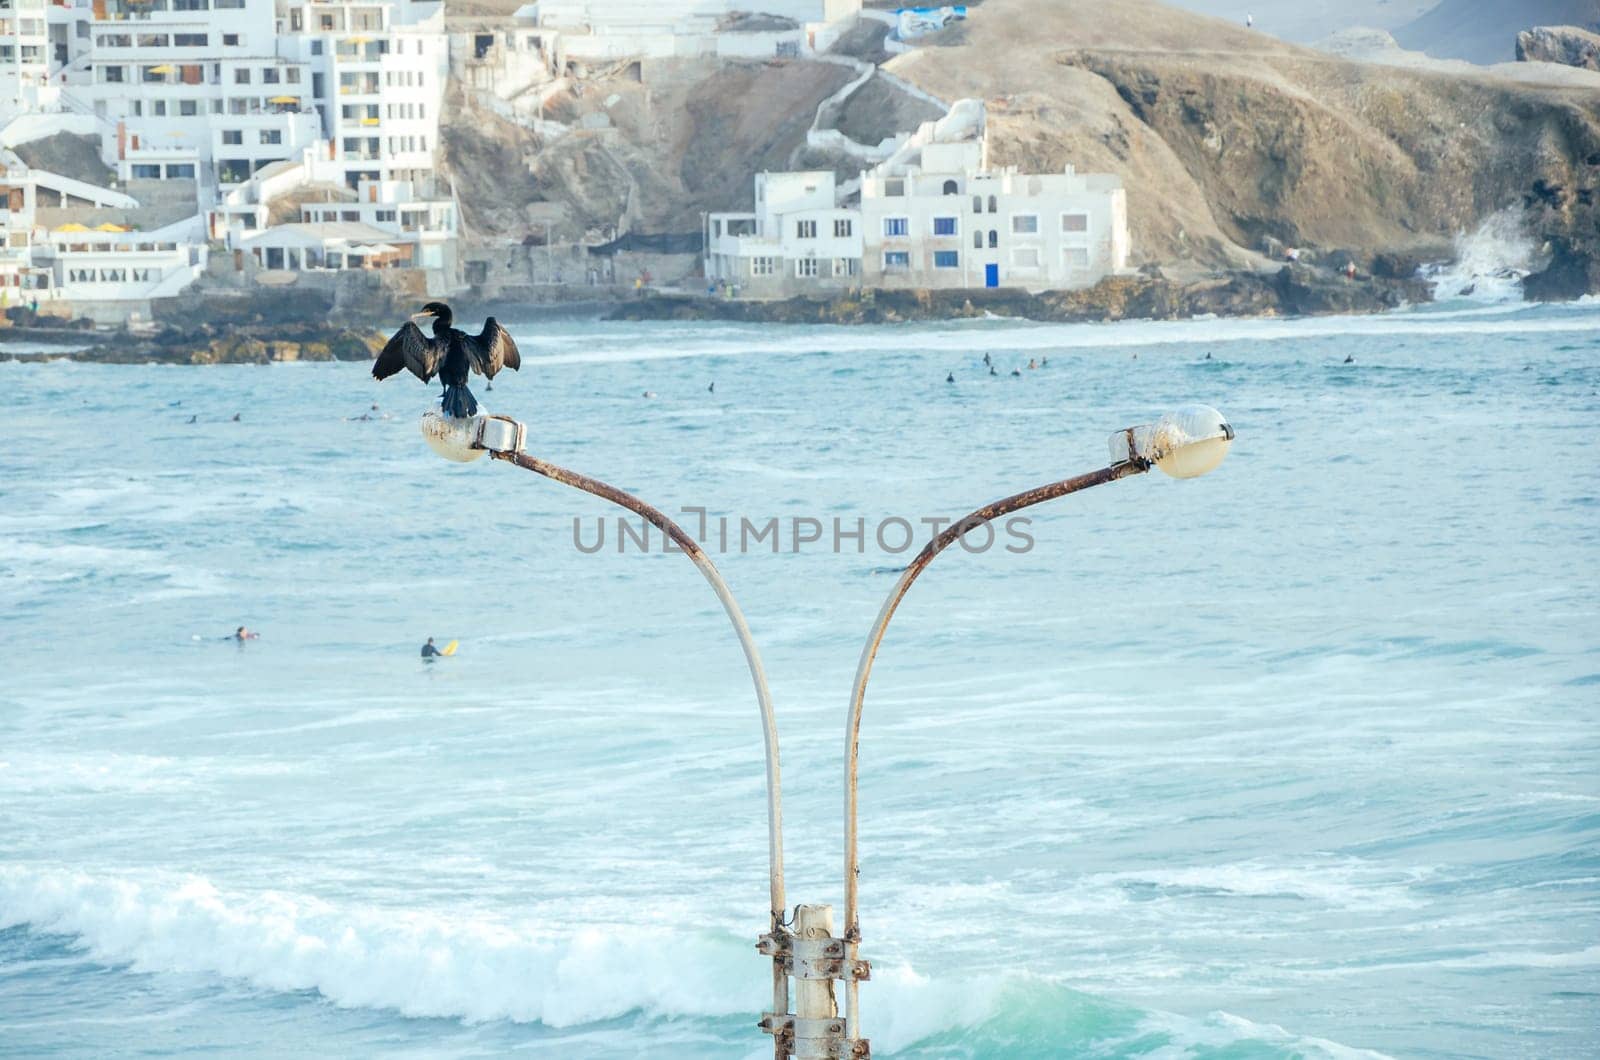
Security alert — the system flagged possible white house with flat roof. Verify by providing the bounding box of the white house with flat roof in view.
[860,135,1129,292]
[704,170,861,297]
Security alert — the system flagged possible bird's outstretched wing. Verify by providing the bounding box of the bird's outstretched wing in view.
[373,322,442,383]
[464,317,521,379]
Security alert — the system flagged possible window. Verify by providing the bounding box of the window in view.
[132,164,161,179]
[103,66,124,83]
[1012,248,1040,268]
[223,33,239,46]
[141,66,165,82]
[222,130,243,145]
[795,258,819,278]
[933,217,958,236]
[375,210,396,222]
[1062,213,1088,233]
[152,100,166,116]
[987,195,997,213]
[934,251,960,269]
[972,195,982,213]
[174,33,206,46]
[262,68,279,84]
[1012,215,1039,235]
[137,33,169,47]
[235,68,250,84]
[942,179,958,195]
[973,231,982,250]
[988,229,998,248]
[750,257,775,276]
[310,40,322,55]
[259,129,281,145]
[180,100,197,116]
[130,100,142,116]
[215,0,244,8]
[884,178,905,197]
[833,218,852,238]
[796,219,817,239]
[884,251,910,270]
[285,68,300,84]
[833,258,859,277]
[883,217,909,237]
[1064,247,1090,269]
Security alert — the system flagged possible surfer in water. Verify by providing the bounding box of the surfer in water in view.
[421,637,441,659]
[234,626,259,641]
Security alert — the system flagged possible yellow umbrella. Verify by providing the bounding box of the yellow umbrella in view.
[347,36,370,45]
[96,222,127,232]
[55,222,90,232]
[268,95,298,104]
[148,64,174,75]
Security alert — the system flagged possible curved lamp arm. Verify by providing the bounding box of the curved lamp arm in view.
[840,459,1150,1039]
[489,449,790,1019]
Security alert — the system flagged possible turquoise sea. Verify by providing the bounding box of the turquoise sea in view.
[2,300,1597,1057]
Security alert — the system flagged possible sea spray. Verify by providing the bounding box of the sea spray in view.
[1421,207,1544,303]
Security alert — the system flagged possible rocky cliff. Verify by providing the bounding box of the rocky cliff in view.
[1518,25,1600,70]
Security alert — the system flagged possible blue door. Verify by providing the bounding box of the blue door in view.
[985,263,999,288]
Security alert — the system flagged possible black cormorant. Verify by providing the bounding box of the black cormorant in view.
[373,302,521,418]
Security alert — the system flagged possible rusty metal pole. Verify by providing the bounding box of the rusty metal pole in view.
[840,459,1152,1048]
[486,447,792,1037]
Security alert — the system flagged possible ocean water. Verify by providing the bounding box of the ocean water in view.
[1,299,1597,1058]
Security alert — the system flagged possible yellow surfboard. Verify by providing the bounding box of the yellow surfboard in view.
[441,640,459,657]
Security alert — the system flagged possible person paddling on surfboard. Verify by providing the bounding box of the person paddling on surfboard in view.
[422,637,440,659]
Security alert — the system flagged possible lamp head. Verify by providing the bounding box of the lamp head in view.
[1109,404,1234,479]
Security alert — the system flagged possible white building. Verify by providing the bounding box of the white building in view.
[0,0,52,115]
[276,0,447,191]
[861,139,1129,292]
[519,0,860,63]
[73,0,318,186]
[704,170,860,297]
[210,143,458,290]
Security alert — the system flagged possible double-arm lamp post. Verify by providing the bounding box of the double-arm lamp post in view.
[418,403,1234,1059]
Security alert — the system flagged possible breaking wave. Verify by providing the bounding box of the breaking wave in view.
[1421,208,1544,303]
[0,866,1393,1057]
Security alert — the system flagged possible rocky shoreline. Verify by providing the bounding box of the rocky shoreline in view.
[0,320,385,365]
[609,267,1435,326]
[0,266,1451,363]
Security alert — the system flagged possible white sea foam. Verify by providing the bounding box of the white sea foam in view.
[524,307,1592,366]
[0,866,1399,1055]
[0,867,762,1027]
[1421,207,1543,304]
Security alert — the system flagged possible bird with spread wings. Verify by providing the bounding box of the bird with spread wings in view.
[373,301,520,418]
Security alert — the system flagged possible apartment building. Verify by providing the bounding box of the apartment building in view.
[77,0,319,184]
[0,0,51,113]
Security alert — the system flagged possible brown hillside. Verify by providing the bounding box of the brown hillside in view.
[887,0,1600,275]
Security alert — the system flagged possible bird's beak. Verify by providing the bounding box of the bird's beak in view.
[410,309,436,322]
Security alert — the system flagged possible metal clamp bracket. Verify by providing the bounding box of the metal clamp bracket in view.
[473,414,526,455]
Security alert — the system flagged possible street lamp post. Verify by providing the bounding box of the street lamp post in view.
[414,403,1232,1059]
[838,406,1235,1052]
[417,411,793,1043]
